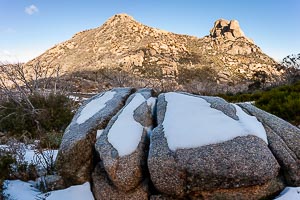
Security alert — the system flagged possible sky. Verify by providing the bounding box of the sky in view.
[0,0,299,63]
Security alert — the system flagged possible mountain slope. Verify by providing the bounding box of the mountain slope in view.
[26,14,287,94]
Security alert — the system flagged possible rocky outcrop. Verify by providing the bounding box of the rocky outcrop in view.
[25,14,286,94]
[55,88,133,185]
[148,93,281,199]
[238,103,300,186]
[55,88,300,199]
[92,162,149,200]
[95,89,154,192]
[210,19,247,40]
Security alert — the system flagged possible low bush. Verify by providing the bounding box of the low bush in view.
[219,80,300,125]
[0,93,73,139]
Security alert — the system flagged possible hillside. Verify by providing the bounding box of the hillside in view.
[26,14,287,94]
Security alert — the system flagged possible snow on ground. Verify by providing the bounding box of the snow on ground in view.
[108,93,146,156]
[44,182,94,200]
[3,180,94,200]
[76,91,116,124]
[0,143,58,166]
[163,92,267,151]
[275,187,300,199]
[3,180,41,200]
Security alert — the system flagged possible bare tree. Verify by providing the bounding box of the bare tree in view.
[0,62,64,135]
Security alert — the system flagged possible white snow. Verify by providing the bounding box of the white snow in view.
[0,144,58,165]
[108,93,146,156]
[275,187,300,200]
[96,129,104,139]
[76,91,116,124]
[3,180,94,200]
[3,180,41,200]
[163,92,267,151]
[45,182,94,200]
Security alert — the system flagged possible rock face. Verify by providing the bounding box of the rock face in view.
[92,162,149,200]
[148,92,281,199]
[55,88,300,199]
[25,14,287,94]
[95,89,154,192]
[210,19,247,40]
[55,88,133,185]
[238,103,300,186]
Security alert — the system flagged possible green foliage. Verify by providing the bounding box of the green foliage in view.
[220,81,300,125]
[0,153,15,197]
[39,131,63,149]
[0,93,74,138]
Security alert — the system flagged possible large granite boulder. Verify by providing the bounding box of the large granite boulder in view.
[210,19,245,40]
[148,92,282,199]
[95,89,155,192]
[92,162,149,200]
[55,88,133,185]
[54,88,300,199]
[238,103,300,186]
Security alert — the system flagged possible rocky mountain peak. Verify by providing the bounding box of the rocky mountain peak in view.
[210,19,252,42]
[25,14,287,94]
[104,13,136,26]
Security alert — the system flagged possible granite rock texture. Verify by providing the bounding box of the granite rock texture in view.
[92,162,149,200]
[148,93,280,198]
[238,103,300,186]
[55,88,133,185]
[95,89,154,192]
[54,88,300,199]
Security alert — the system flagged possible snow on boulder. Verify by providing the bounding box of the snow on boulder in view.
[238,103,300,186]
[162,92,267,151]
[148,92,281,199]
[95,88,154,192]
[55,88,133,186]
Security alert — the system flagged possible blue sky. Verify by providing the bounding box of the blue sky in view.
[0,0,299,63]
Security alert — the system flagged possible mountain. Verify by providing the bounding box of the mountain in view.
[25,14,287,94]
[282,53,300,69]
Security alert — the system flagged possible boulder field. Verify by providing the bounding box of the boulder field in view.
[55,88,300,200]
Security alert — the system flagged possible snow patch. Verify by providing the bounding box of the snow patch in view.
[96,129,104,139]
[3,180,94,200]
[3,180,41,200]
[163,92,267,151]
[45,182,94,200]
[108,93,146,156]
[76,91,116,124]
[275,187,300,199]
[0,144,58,165]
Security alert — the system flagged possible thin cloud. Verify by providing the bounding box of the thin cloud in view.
[25,5,39,15]
[0,50,18,64]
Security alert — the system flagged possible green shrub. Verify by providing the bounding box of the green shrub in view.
[219,80,300,125]
[39,131,63,149]
[0,93,74,139]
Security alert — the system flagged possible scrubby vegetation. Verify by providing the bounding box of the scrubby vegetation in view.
[0,63,74,142]
[0,93,73,140]
[219,80,300,126]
